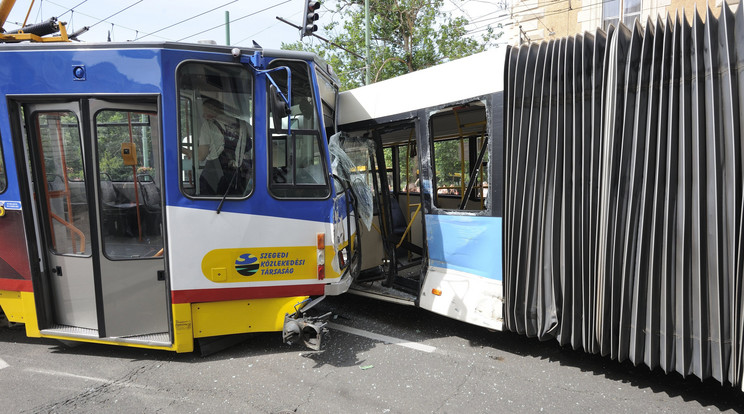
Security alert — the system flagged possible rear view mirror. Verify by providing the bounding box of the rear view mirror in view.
[269,83,291,131]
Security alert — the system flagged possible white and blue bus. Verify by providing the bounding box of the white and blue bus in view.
[338,2,744,390]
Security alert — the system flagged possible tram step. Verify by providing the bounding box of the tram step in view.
[41,324,171,347]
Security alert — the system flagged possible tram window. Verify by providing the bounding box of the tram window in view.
[0,137,6,193]
[177,62,254,198]
[35,112,92,256]
[316,70,337,137]
[95,109,164,260]
[268,59,329,198]
[429,103,489,210]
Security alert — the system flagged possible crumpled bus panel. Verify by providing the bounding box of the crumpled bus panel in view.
[504,3,744,388]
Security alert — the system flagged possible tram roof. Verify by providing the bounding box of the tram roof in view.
[0,40,335,75]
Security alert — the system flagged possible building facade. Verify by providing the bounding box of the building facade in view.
[507,0,737,44]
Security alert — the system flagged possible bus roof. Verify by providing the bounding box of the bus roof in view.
[338,48,506,126]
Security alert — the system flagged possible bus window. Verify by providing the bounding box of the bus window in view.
[397,144,419,193]
[0,136,5,193]
[376,125,418,194]
[177,62,254,198]
[429,102,488,210]
[268,59,329,199]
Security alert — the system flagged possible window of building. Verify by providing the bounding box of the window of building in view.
[177,62,254,198]
[603,0,642,30]
[268,59,330,199]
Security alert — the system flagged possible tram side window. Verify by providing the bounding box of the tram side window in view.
[268,59,329,198]
[316,70,338,138]
[0,138,6,193]
[95,109,164,259]
[177,62,254,198]
[429,102,489,210]
[35,112,92,255]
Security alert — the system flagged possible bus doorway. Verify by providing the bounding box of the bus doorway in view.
[20,98,169,342]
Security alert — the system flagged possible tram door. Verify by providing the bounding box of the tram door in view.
[25,99,168,337]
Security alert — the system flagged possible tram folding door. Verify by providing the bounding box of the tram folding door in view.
[22,98,168,339]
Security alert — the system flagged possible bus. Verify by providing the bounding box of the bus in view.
[0,29,359,352]
[337,49,504,331]
[336,4,744,390]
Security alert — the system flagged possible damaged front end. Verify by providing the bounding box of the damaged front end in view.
[282,296,331,351]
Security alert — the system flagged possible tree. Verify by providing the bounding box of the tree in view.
[283,0,500,90]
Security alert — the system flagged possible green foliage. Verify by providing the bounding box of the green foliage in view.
[283,0,500,90]
[433,139,463,188]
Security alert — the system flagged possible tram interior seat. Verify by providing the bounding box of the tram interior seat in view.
[138,175,162,236]
[97,177,161,237]
[100,178,128,235]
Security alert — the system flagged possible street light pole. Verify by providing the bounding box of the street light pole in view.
[365,0,370,85]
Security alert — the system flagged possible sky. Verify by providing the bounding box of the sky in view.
[1,0,507,50]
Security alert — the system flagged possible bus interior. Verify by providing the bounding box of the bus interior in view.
[341,99,491,304]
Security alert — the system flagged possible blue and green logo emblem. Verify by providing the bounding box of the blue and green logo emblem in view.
[235,253,259,276]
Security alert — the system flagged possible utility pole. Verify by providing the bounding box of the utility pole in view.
[365,0,370,85]
[225,11,230,45]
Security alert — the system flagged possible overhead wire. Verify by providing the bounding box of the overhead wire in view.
[43,0,167,40]
[134,0,239,41]
[57,0,88,18]
[176,0,292,42]
[87,0,143,29]
[233,10,301,46]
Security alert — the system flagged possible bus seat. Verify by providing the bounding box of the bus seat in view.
[389,194,407,239]
[389,193,423,257]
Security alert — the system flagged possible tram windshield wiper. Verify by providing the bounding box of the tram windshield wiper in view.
[215,168,240,214]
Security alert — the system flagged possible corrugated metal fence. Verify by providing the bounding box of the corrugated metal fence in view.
[504,4,744,388]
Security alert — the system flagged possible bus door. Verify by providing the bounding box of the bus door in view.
[417,98,504,330]
[24,99,168,339]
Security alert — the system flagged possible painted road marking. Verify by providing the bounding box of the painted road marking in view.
[25,368,110,383]
[24,368,151,390]
[328,323,436,353]
[0,358,8,370]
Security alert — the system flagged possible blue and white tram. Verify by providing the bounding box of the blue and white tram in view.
[0,39,358,352]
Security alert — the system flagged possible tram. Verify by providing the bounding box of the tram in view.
[0,13,359,352]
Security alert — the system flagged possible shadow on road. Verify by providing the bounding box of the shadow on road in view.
[323,294,744,412]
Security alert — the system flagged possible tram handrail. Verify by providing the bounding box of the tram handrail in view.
[50,212,85,254]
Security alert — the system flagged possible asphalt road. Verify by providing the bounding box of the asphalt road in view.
[1,294,742,413]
